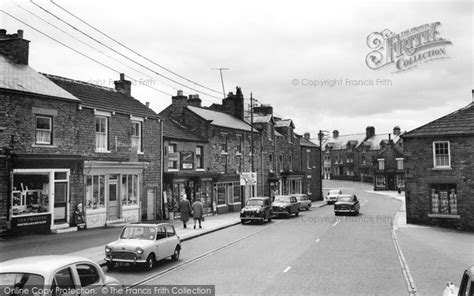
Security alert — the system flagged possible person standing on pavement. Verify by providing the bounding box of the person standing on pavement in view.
[192,198,204,229]
[179,194,191,228]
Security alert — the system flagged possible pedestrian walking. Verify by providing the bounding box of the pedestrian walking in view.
[192,198,204,229]
[178,194,191,228]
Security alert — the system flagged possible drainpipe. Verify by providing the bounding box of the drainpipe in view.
[160,118,164,220]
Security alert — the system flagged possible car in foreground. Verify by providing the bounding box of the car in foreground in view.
[272,195,299,218]
[442,265,474,296]
[241,197,273,224]
[334,194,360,215]
[105,223,181,271]
[326,189,342,204]
[293,194,312,211]
[0,255,121,295]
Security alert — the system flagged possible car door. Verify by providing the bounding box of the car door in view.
[51,266,77,296]
[353,195,360,211]
[73,263,103,292]
[155,226,168,260]
[165,224,178,256]
[290,197,298,213]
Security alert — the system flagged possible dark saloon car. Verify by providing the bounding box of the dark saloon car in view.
[240,197,273,224]
[334,194,360,216]
[272,195,299,218]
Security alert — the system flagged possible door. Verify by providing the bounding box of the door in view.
[107,175,119,220]
[54,182,68,223]
[388,176,395,190]
[147,188,156,221]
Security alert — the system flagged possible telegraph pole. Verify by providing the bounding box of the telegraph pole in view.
[318,130,325,201]
[250,92,255,173]
[212,68,229,98]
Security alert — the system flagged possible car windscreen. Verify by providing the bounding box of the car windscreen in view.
[338,196,353,202]
[329,190,340,195]
[274,197,290,203]
[120,226,156,240]
[0,273,44,290]
[246,200,264,206]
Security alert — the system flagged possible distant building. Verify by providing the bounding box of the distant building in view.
[403,100,474,230]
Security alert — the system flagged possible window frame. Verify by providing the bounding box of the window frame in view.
[131,120,142,153]
[35,115,53,145]
[377,159,385,170]
[432,141,451,168]
[396,158,404,170]
[196,146,204,169]
[95,116,109,152]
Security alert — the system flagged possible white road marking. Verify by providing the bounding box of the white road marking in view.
[315,238,320,243]
[283,266,291,273]
[332,220,340,227]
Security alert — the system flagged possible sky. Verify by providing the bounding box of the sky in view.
[1,0,472,139]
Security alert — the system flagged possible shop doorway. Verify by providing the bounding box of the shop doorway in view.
[53,182,68,223]
[108,176,119,220]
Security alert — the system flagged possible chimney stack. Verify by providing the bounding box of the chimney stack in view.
[0,29,30,65]
[332,130,339,139]
[171,90,188,116]
[366,126,375,139]
[304,132,311,140]
[222,86,244,120]
[393,126,401,136]
[114,73,132,96]
[253,104,273,116]
[188,94,202,107]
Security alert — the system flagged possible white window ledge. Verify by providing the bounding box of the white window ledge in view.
[432,167,452,171]
[428,214,460,219]
[95,150,111,153]
[167,169,179,172]
[217,204,227,208]
[196,169,205,171]
[32,144,57,148]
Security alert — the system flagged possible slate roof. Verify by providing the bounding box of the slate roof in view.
[45,74,159,119]
[323,133,366,150]
[187,106,253,131]
[0,56,78,101]
[359,134,402,150]
[300,137,319,147]
[403,102,474,138]
[274,119,294,128]
[245,114,273,124]
[163,119,207,143]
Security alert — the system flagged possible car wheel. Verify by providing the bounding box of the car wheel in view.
[241,219,246,224]
[355,210,359,215]
[268,216,272,222]
[144,254,155,271]
[335,212,339,216]
[295,210,299,217]
[106,261,115,271]
[171,246,180,261]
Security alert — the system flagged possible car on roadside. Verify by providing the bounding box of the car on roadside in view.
[334,194,360,216]
[240,197,273,224]
[0,255,121,295]
[104,223,181,271]
[292,194,312,211]
[272,195,299,218]
[442,265,474,296]
[326,189,342,204]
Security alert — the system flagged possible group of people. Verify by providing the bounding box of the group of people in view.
[178,194,204,229]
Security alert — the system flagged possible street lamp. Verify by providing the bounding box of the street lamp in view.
[318,130,329,201]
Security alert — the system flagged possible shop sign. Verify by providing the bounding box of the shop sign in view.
[180,152,194,170]
[11,213,51,234]
[240,172,257,186]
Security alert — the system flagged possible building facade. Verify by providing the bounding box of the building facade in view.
[403,101,474,230]
[0,29,161,235]
[373,139,405,191]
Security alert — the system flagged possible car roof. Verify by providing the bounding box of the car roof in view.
[291,194,307,197]
[338,194,354,198]
[125,223,173,228]
[247,196,270,200]
[274,195,292,198]
[0,255,96,276]
[329,189,341,192]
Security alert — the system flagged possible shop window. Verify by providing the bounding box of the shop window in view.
[233,182,241,203]
[433,141,450,168]
[35,115,52,145]
[121,174,139,206]
[131,121,142,153]
[95,116,108,152]
[430,184,457,215]
[217,183,226,205]
[85,175,105,209]
[11,173,51,216]
[196,146,204,169]
[376,175,386,187]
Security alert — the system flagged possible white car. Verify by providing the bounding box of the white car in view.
[0,255,121,295]
[292,194,312,211]
[105,223,181,271]
[326,189,342,204]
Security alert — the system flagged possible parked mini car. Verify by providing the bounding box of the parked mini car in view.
[326,189,342,204]
[442,265,474,296]
[0,255,121,295]
[293,194,312,211]
[241,197,273,224]
[334,194,360,215]
[105,223,181,271]
[272,195,299,218]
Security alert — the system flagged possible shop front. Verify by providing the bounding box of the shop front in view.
[164,172,216,220]
[281,173,304,196]
[9,154,81,235]
[83,161,148,228]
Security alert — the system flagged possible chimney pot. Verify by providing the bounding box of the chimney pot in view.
[0,29,6,38]
[114,73,131,96]
[177,90,184,96]
[366,126,375,139]
[120,73,125,80]
[332,130,339,138]
[17,30,23,38]
[304,132,311,140]
[0,29,30,65]
[146,102,150,108]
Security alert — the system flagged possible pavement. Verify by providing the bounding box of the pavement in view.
[0,200,328,266]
